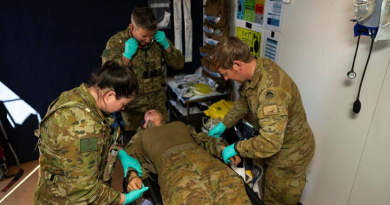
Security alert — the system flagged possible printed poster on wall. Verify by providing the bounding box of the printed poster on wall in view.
[237,0,264,26]
[264,0,284,32]
[262,32,280,63]
[237,0,244,20]
[236,26,261,57]
[243,0,255,22]
[255,0,265,26]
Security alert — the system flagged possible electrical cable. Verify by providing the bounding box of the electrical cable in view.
[353,37,375,114]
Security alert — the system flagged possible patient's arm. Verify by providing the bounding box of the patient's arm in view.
[231,155,241,166]
[187,125,226,159]
[126,171,143,192]
[123,133,151,180]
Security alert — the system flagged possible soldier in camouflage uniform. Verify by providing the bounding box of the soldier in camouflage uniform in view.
[123,110,251,205]
[33,61,148,205]
[209,36,316,205]
[101,7,184,131]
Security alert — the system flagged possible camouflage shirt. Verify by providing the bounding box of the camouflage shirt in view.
[123,121,224,177]
[222,58,315,168]
[101,28,184,94]
[34,84,120,205]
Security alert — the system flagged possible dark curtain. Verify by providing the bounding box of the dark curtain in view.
[0,0,203,165]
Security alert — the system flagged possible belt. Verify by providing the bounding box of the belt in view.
[155,143,196,171]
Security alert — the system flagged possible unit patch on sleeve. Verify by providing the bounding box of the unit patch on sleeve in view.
[80,137,98,152]
[263,105,278,116]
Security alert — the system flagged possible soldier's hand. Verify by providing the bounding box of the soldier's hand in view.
[117,149,142,177]
[222,143,238,164]
[222,144,240,166]
[123,185,149,205]
[123,38,139,59]
[209,122,226,138]
[154,31,170,50]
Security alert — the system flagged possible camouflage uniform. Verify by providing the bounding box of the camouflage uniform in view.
[101,28,184,131]
[124,121,251,205]
[33,84,121,205]
[222,58,316,205]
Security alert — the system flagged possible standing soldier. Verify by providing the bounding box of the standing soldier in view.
[101,7,184,132]
[34,61,147,205]
[209,36,316,205]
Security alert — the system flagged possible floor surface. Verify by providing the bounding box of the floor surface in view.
[0,159,125,205]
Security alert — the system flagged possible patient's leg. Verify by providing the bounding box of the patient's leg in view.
[203,155,251,204]
[158,148,213,205]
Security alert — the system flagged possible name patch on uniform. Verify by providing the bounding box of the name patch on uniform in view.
[263,105,278,116]
[80,137,98,152]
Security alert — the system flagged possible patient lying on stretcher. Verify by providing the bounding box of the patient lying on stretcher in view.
[122,109,251,205]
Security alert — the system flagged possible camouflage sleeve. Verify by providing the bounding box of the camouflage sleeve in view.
[236,87,290,159]
[163,39,184,70]
[222,85,250,128]
[187,125,225,159]
[123,133,153,180]
[55,108,121,205]
[101,35,128,66]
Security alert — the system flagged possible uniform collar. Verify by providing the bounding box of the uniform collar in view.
[247,58,263,88]
[144,119,167,130]
[79,83,109,121]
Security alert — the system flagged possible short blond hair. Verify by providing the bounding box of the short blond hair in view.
[211,36,253,71]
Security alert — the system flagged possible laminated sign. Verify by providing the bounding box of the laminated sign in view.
[236,26,261,57]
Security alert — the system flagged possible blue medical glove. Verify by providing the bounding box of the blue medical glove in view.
[154,31,170,49]
[124,185,149,205]
[123,38,139,59]
[118,149,142,177]
[222,143,238,164]
[208,122,226,138]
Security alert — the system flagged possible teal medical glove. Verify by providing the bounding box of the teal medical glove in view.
[222,143,238,164]
[208,122,226,138]
[123,38,139,59]
[124,185,149,205]
[118,149,142,177]
[154,31,170,49]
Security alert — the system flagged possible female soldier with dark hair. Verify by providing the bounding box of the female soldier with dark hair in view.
[34,60,148,205]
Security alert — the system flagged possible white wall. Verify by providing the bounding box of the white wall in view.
[229,0,390,204]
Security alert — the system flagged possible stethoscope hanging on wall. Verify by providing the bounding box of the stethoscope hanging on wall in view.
[348,0,386,114]
[347,33,361,80]
[348,28,376,114]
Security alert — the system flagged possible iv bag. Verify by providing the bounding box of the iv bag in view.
[354,0,376,22]
[375,0,390,41]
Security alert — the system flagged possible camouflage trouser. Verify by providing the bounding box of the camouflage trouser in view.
[158,145,251,205]
[263,165,307,205]
[121,89,168,131]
